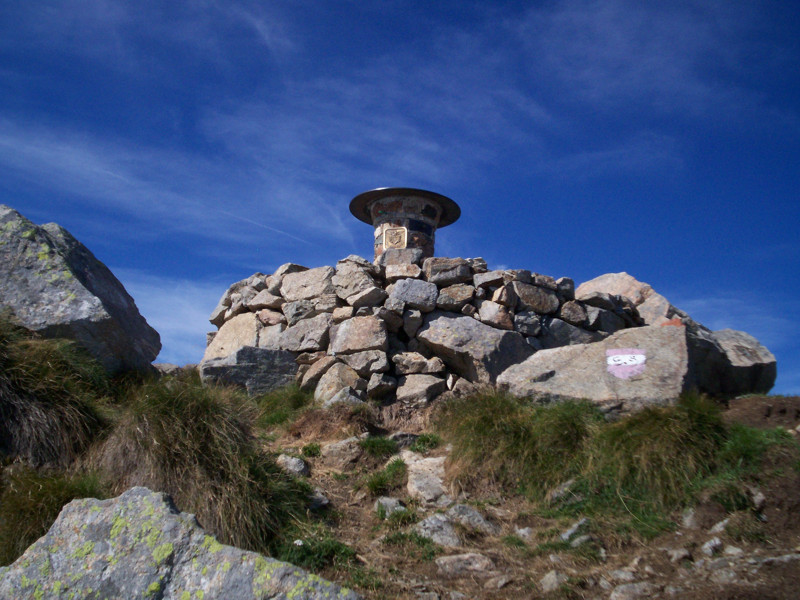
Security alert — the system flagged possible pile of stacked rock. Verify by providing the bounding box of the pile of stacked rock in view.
[198,248,776,413]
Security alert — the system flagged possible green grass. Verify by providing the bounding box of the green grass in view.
[273,522,356,571]
[437,390,799,539]
[254,385,314,427]
[408,433,441,454]
[86,370,311,555]
[437,392,602,496]
[301,442,321,457]
[365,458,407,496]
[0,466,108,565]
[382,531,439,561]
[358,436,398,458]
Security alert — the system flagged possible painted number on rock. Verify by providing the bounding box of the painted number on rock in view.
[606,348,646,379]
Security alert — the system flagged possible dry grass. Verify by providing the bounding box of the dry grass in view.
[0,318,108,467]
[84,371,310,554]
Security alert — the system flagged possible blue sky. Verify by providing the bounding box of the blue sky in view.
[2,1,798,394]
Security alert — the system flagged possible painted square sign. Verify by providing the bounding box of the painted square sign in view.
[606,348,647,379]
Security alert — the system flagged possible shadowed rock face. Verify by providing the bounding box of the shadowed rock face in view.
[0,487,361,600]
[0,205,160,373]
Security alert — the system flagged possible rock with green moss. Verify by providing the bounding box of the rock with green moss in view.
[0,487,360,599]
[0,205,160,373]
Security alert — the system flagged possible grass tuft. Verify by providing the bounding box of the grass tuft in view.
[365,458,407,496]
[85,370,310,554]
[255,385,314,428]
[0,318,109,467]
[358,436,398,458]
[408,433,441,454]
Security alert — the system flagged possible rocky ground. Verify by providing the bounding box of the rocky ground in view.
[268,395,800,600]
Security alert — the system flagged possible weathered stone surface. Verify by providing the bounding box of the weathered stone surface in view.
[314,362,361,404]
[280,313,332,352]
[332,306,355,323]
[374,247,424,267]
[347,286,387,308]
[467,257,488,273]
[375,497,406,517]
[0,205,160,372]
[585,305,627,333]
[713,329,777,394]
[385,263,422,281]
[388,278,439,312]
[282,295,338,326]
[403,451,451,506]
[257,323,286,350]
[436,553,496,578]
[446,504,500,535]
[514,311,542,336]
[280,266,336,301]
[256,308,286,326]
[202,312,260,361]
[276,454,310,477]
[329,316,388,354]
[339,350,390,377]
[498,325,692,411]
[199,346,297,395]
[579,290,618,312]
[246,289,285,310]
[333,256,379,301]
[422,257,473,287]
[478,300,514,330]
[299,355,338,392]
[539,317,607,349]
[559,300,588,327]
[473,270,506,289]
[414,514,460,547]
[320,436,364,469]
[437,284,475,311]
[403,308,424,337]
[512,281,560,314]
[417,312,533,383]
[322,386,366,408]
[367,373,397,399]
[533,273,558,290]
[556,277,576,300]
[540,570,569,593]
[503,269,532,284]
[396,374,447,403]
[392,352,446,375]
[576,272,669,325]
[609,582,657,600]
[491,283,517,308]
[0,487,359,600]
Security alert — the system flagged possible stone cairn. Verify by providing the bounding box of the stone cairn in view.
[198,248,775,414]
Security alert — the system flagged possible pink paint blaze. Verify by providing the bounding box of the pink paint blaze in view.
[606,348,647,379]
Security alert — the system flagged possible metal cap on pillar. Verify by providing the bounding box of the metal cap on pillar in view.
[349,187,461,261]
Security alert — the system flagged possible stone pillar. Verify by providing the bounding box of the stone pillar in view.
[349,188,461,261]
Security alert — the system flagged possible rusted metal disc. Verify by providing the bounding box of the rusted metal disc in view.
[349,187,461,227]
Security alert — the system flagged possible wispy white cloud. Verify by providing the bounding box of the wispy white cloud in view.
[114,268,225,366]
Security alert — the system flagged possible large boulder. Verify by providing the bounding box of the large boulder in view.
[497,324,693,412]
[280,266,336,302]
[199,346,297,395]
[0,205,160,372]
[0,487,359,599]
[417,312,534,384]
[713,329,777,394]
[575,272,776,396]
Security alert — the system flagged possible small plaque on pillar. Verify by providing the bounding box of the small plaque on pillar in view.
[384,227,407,250]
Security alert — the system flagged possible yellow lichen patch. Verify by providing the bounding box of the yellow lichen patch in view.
[146,580,161,597]
[69,541,94,560]
[152,542,173,565]
[109,515,128,540]
[201,536,223,554]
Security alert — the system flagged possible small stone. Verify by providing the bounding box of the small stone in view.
[422,257,473,287]
[314,362,361,404]
[320,436,364,469]
[299,355,338,392]
[513,311,542,336]
[347,286,387,308]
[540,570,568,593]
[478,300,514,330]
[339,350,390,377]
[701,537,723,557]
[569,534,592,548]
[256,308,286,326]
[385,263,423,281]
[514,527,533,541]
[393,352,446,375]
[436,284,475,312]
[405,452,451,506]
[414,514,460,547]
[322,386,366,408]
[667,548,691,563]
[446,504,500,535]
[276,454,310,477]
[473,270,505,289]
[609,582,657,600]
[396,374,447,404]
[389,278,439,312]
[560,517,589,542]
[308,488,330,510]
[609,569,636,582]
[374,497,406,517]
[367,373,398,400]
[403,308,424,338]
[710,518,730,534]
[280,266,336,301]
[556,277,575,300]
[724,545,744,557]
[329,316,388,355]
[246,289,285,310]
[435,553,496,578]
